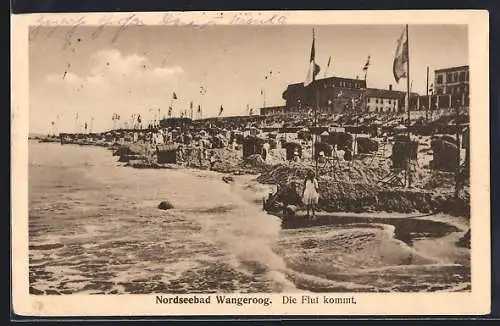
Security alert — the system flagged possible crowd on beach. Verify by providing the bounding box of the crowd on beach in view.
[36,109,470,219]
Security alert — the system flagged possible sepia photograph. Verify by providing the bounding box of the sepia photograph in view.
[12,11,490,316]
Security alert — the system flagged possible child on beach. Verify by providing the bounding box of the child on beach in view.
[302,170,319,219]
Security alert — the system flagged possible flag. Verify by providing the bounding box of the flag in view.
[260,89,264,96]
[393,26,408,83]
[304,29,321,87]
[190,101,193,109]
[137,115,141,124]
[218,105,224,116]
[200,87,207,95]
[84,122,88,130]
[324,56,332,78]
[172,92,178,100]
[362,55,371,71]
[197,105,201,113]
[168,106,172,117]
[51,121,55,126]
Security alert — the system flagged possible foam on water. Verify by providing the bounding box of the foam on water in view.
[28,142,470,294]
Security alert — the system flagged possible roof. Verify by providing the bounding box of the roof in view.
[364,88,419,99]
[434,65,469,73]
[286,76,367,90]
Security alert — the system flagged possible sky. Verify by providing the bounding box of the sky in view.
[29,24,468,133]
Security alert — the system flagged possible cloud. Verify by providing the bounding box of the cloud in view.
[32,49,186,133]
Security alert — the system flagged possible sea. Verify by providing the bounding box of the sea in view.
[28,141,471,294]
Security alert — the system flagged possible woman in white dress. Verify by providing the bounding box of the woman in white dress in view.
[302,170,319,219]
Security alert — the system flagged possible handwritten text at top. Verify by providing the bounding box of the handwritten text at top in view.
[28,13,288,46]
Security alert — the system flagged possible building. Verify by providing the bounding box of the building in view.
[434,65,469,96]
[282,76,367,114]
[259,105,287,116]
[364,85,410,113]
[279,76,422,115]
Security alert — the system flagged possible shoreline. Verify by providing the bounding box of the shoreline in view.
[28,140,471,295]
[30,139,471,226]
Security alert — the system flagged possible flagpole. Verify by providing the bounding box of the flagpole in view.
[405,24,411,188]
[426,66,429,122]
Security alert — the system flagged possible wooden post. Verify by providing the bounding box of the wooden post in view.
[426,66,429,122]
[405,24,412,188]
[314,87,319,174]
[454,95,462,199]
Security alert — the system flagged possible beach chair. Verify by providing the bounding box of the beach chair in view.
[369,137,388,166]
[378,168,405,187]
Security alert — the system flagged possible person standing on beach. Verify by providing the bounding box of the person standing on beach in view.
[302,170,319,219]
[262,141,270,161]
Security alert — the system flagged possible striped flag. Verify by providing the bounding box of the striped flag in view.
[304,29,321,87]
[393,26,409,83]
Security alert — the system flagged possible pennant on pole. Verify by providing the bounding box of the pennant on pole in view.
[218,105,224,116]
[362,55,371,71]
[393,27,409,83]
[172,92,178,100]
[304,29,321,87]
[324,56,332,78]
[197,105,201,113]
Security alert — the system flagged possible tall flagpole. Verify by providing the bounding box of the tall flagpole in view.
[312,29,319,173]
[405,24,411,188]
[426,66,430,122]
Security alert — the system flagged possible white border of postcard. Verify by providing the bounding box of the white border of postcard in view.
[11,10,490,316]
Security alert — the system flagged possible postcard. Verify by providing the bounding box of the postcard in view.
[11,10,490,316]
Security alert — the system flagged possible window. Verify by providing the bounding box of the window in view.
[437,74,443,84]
[376,99,379,104]
[453,72,458,82]
[459,71,465,82]
[466,71,469,81]
[447,73,452,83]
